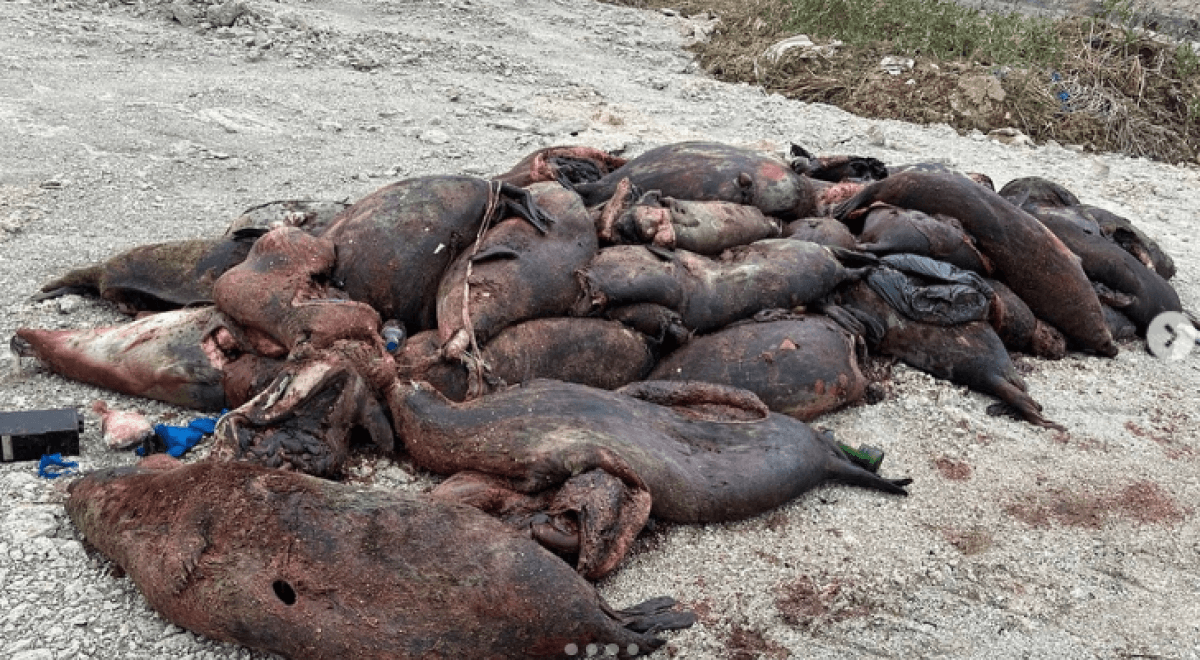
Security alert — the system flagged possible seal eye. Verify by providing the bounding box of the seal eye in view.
[272,580,297,606]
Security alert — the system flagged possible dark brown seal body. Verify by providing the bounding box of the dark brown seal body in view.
[602,190,781,254]
[574,239,862,334]
[782,217,858,250]
[33,234,261,314]
[832,171,1116,356]
[985,279,1067,359]
[573,142,819,220]
[1025,207,1181,330]
[66,460,691,659]
[649,315,867,421]
[436,183,597,351]
[998,177,1175,279]
[397,319,655,402]
[832,281,1062,429]
[389,379,909,575]
[320,176,550,333]
[856,203,990,274]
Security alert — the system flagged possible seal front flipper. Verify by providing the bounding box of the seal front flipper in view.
[432,468,651,580]
[497,181,554,234]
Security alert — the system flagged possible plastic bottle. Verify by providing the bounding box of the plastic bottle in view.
[381,320,406,355]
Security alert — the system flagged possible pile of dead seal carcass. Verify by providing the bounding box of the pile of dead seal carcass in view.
[11,141,1187,659]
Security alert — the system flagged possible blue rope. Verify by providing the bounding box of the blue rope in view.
[37,453,78,479]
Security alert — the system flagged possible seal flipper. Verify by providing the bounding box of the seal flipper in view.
[497,181,554,234]
[607,596,697,634]
[32,264,104,301]
[824,452,912,496]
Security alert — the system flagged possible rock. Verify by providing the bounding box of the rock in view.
[950,74,1006,118]
[168,1,198,27]
[56,295,83,314]
[988,127,1032,146]
[206,0,247,28]
[880,56,914,75]
[419,128,451,144]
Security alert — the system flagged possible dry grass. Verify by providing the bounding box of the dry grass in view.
[607,0,1200,163]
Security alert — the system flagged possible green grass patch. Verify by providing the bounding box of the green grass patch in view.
[780,0,1065,67]
[606,0,1200,163]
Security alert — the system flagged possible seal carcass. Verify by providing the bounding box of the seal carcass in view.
[574,239,864,334]
[389,379,910,578]
[12,307,229,410]
[829,281,1062,429]
[832,171,1117,356]
[33,232,263,314]
[649,315,867,421]
[319,176,553,333]
[436,183,597,355]
[398,318,654,402]
[573,142,819,220]
[66,459,693,660]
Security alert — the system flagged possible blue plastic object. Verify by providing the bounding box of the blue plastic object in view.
[137,411,225,458]
[37,453,78,479]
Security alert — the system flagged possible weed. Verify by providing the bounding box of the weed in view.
[605,0,1200,163]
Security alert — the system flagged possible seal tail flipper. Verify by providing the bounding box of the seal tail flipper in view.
[985,381,1067,432]
[31,264,104,301]
[606,596,697,634]
[825,452,911,496]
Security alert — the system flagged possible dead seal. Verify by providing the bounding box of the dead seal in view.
[831,171,1117,356]
[32,231,264,314]
[319,176,554,333]
[211,341,395,477]
[597,187,782,254]
[856,202,990,274]
[887,162,995,190]
[436,183,597,356]
[985,279,1067,359]
[781,217,858,250]
[389,378,910,578]
[398,318,654,402]
[67,459,693,659]
[999,176,1175,279]
[827,281,1062,429]
[1021,206,1182,331]
[648,314,867,421]
[492,145,628,188]
[788,145,888,183]
[573,239,865,335]
[12,307,229,410]
[212,226,383,356]
[572,142,819,220]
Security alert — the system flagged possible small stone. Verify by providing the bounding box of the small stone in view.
[56,295,84,314]
[169,1,198,27]
[207,1,248,28]
[10,648,54,660]
[419,128,451,145]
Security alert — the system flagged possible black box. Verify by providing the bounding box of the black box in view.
[0,408,83,462]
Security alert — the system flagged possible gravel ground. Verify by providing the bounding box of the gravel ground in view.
[1,0,1198,658]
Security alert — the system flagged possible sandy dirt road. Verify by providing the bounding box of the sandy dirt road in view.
[1,0,1198,658]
